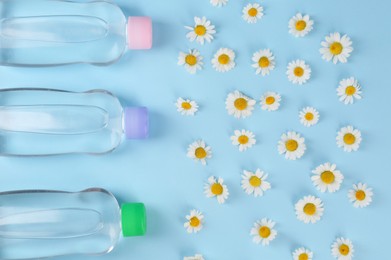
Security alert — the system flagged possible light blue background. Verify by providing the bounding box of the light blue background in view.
[0,0,389,259]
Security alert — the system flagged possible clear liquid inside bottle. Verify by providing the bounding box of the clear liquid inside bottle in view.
[0,88,124,156]
[0,188,121,259]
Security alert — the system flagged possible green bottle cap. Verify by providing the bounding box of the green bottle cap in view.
[121,203,146,237]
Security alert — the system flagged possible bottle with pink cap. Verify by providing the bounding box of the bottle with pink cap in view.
[0,0,152,66]
[0,88,149,156]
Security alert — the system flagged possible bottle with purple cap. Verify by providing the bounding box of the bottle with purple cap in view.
[0,0,152,66]
[0,88,149,156]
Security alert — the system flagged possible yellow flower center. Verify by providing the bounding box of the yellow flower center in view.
[234,98,248,111]
[258,57,270,68]
[181,102,192,110]
[194,25,206,36]
[258,226,271,238]
[249,176,262,187]
[355,190,366,201]
[298,253,309,260]
[285,139,298,152]
[218,54,230,65]
[295,20,307,31]
[294,67,304,77]
[195,147,207,159]
[330,42,343,55]
[248,7,258,17]
[339,244,350,256]
[265,96,275,105]
[320,171,335,184]
[185,54,197,66]
[189,217,200,227]
[303,203,316,215]
[304,112,314,121]
[211,183,223,195]
[345,86,356,96]
[238,135,249,145]
[343,133,356,145]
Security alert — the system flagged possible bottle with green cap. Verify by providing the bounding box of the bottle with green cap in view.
[0,188,146,259]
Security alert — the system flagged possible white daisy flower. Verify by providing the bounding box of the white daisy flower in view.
[292,247,313,260]
[184,255,205,260]
[241,169,271,197]
[176,98,198,116]
[225,90,256,119]
[320,32,353,64]
[311,163,344,193]
[242,3,264,24]
[251,49,275,76]
[289,13,314,37]
[337,77,362,105]
[299,107,319,127]
[331,237,354,260]
[336,126,362,152]
[187,140,212,165]
[185,17,216,45]
[210,0,228,7]
[295,195,324,224]
[260,91,281,111]
[204,176,229,204]
[287,59,311,85]
[348,182,373,208]
[211,48,236,72]
[250,218,277,246]
[178,49,203,74]
[278,131,306,160]
[230,129,256,152]
[184,209,204,234]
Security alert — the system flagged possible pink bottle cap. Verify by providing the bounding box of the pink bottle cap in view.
[127,17,152,50]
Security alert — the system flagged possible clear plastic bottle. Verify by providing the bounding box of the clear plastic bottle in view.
[0,0,152,66]
[0,188,146,259]
[0,88,149,156]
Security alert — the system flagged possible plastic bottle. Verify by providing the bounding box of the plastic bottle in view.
[0,88,149,156]
[0,188,146,259]
[0,0,152,66]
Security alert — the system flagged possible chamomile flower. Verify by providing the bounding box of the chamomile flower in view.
[287,60,311,85]
[311,163,344,193]
[187,140,212,165]
[184,209,204,233]
[241,169,271,197]
[185,17,216,45]
[178,49,203,74]
[331,237,354,260]
[320,32,353,64]
[289,13,314,37]
[210,0,228,7]
[299,107,319,127]
[292,247,314,260]
[337,77,362,105]
[212,48,236,72]
[278,131,306,160]
[260,92,281,111]
[348,183,373,208]
[252,49,275,76]
[184,255,205,260]
[250,218,277,246]
[295,195,324,224]
[242,3,264,23]
[336,126,362,152]
[230,129,256,152]
[225,90,256,119]
[176,98,198,116]
[204,176,229,204]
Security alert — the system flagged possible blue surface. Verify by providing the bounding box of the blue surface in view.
[1,0,389,259]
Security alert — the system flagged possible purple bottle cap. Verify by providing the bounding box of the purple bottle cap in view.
[124,107,149,139]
